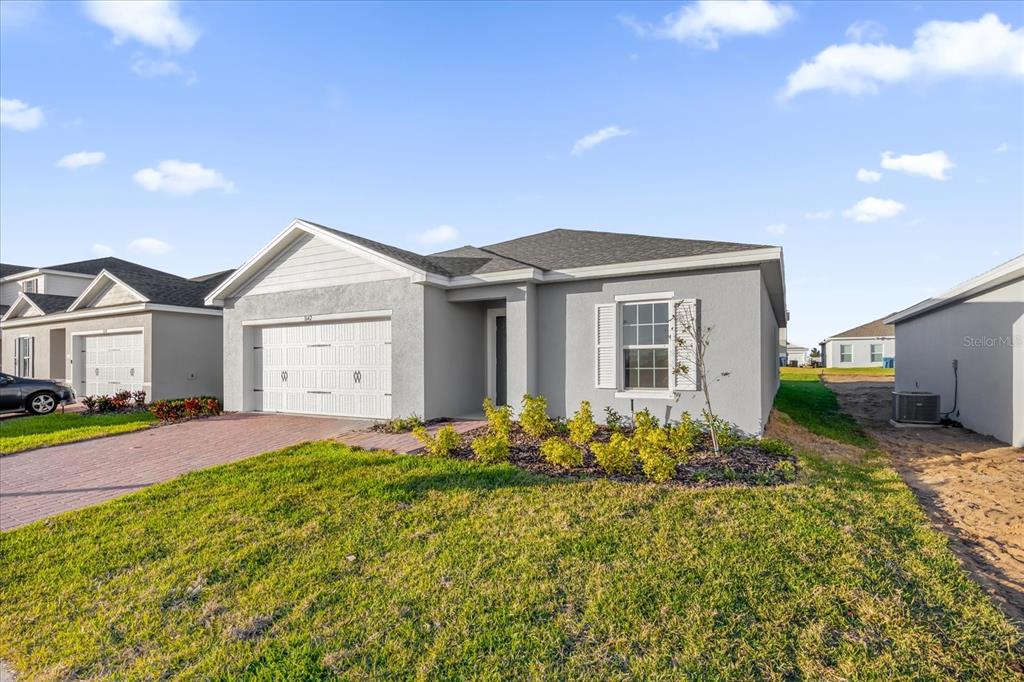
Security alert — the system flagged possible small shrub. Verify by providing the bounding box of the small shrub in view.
[519,394,550,438]
[566,400,597,446]
[550,418,570,436]
[633,408,660,432]
[604,406,627,432]
[634,428,678,483]
[96,395,114,413]
[183,397,202,419]
[665,412,700,457]
[775,459,797,482]
[148,396,222,422]
[482,398,512,440]
[722,466,738,481]
[540,437,582,468]
[131,390,147,408]
[386,415,424,433]
[81,396,97,414]
[758,438,793,457]
[700,412,743,452]
[591,433,633,475]
[413,425,460,458]
[471,433,509,464]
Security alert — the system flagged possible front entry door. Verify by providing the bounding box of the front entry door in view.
[495,315,507,406]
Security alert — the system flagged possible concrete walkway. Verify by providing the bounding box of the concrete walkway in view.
[0,412,366,531]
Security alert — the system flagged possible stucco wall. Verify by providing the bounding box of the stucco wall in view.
[823,337,895,368]
[221,278,426,416]
[894,277,1023,446]
[150,311,224,400]
[423,287,486,418]
[759,277,781,428]
[533,265,773,435]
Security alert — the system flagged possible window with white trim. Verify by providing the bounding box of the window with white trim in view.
[621,301,670,389]
[15,336,34,377]
[839,343,852,363]
[22,278,38,294]
[870,343,883,363]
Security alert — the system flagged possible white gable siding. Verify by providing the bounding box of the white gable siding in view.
[41,273,92,298]
[21,304,43,318]
[239,233,403,297]
[90,282,142,307]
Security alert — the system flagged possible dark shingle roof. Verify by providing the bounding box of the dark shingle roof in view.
[111,267,233,308]
[477,229,769,271]
[426,246,535,276]
[0,263,34,278]
[189,269,234,284]
[827,317,895,339]
[23,293,78,314]
[38,257,163,277]
[302,221,773,278]
[304,221,453,276]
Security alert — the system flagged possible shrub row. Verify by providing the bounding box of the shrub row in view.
[411,394,794,484]
[148,396,223,422]
[81,390,146,414]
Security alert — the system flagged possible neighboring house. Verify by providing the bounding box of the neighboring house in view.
[820,318,895,368]
[0,263,36,361]
[207,219,787,435]
[884,255,1023,447]
[785,344,808,367]
[1,258,231,400]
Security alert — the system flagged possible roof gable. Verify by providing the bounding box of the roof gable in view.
[826,317,895,339]
[0,292,77,321]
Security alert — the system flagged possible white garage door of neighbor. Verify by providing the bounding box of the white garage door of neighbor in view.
[253,318,392,419]
[82,332,145,396]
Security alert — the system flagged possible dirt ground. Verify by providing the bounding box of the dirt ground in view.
[824,374,1024,628]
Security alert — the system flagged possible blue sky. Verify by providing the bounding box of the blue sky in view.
[1,0,1022,347]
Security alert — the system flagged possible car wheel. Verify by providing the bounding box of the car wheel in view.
[27,392,58,415]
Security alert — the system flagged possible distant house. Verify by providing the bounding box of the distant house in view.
[1,258,230,400]
[820,318,895,368]
[885,255,1023,447]
[785,344,808,367]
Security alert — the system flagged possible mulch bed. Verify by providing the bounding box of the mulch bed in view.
[446,424,797,488]
[369,417,451,434]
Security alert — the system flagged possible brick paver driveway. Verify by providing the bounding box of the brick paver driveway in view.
[0,413,368,531]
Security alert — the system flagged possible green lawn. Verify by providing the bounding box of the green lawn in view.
[775,368,875,448]
[0,411,156,454]
[785,366,895,377]
[1,441,1021,677]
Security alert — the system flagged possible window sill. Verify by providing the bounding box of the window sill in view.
[614,390,677,400]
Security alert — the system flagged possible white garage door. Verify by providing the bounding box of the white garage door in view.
[82,332,145,396]
[252,318,392,419]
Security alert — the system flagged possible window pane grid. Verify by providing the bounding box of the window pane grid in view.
[621,301,671,389]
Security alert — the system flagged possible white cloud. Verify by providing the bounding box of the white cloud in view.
[572,125,633,155]
[782,13,1024,98]
[994,142,1011,153]
[0,98,44,131]
[804,209,833,220]
[627,1,795,50]
[129,237,172,255]
[846,20,885,43]
[1,0,43,29]
[91,243,115,257]
[765,223,787,235]
[880,150,955,180]
[83,0,198,52]
[129,53,195,83]
[418,224,458,245]
[133,160,235,195]
[856,168,882,182]
[843,197,906,223]
[56,151,107,169]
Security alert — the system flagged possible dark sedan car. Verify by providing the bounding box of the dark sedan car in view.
[0,373,76,415]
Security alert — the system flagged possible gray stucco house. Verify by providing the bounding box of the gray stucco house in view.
[207,220,787,435]
[1,258,230,400]
[820,317,895,368]
[885,255,1023,447]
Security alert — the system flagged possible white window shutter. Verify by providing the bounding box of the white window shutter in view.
[595,303,616,388]
[29,336,35,377]
[673,298,699,391]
